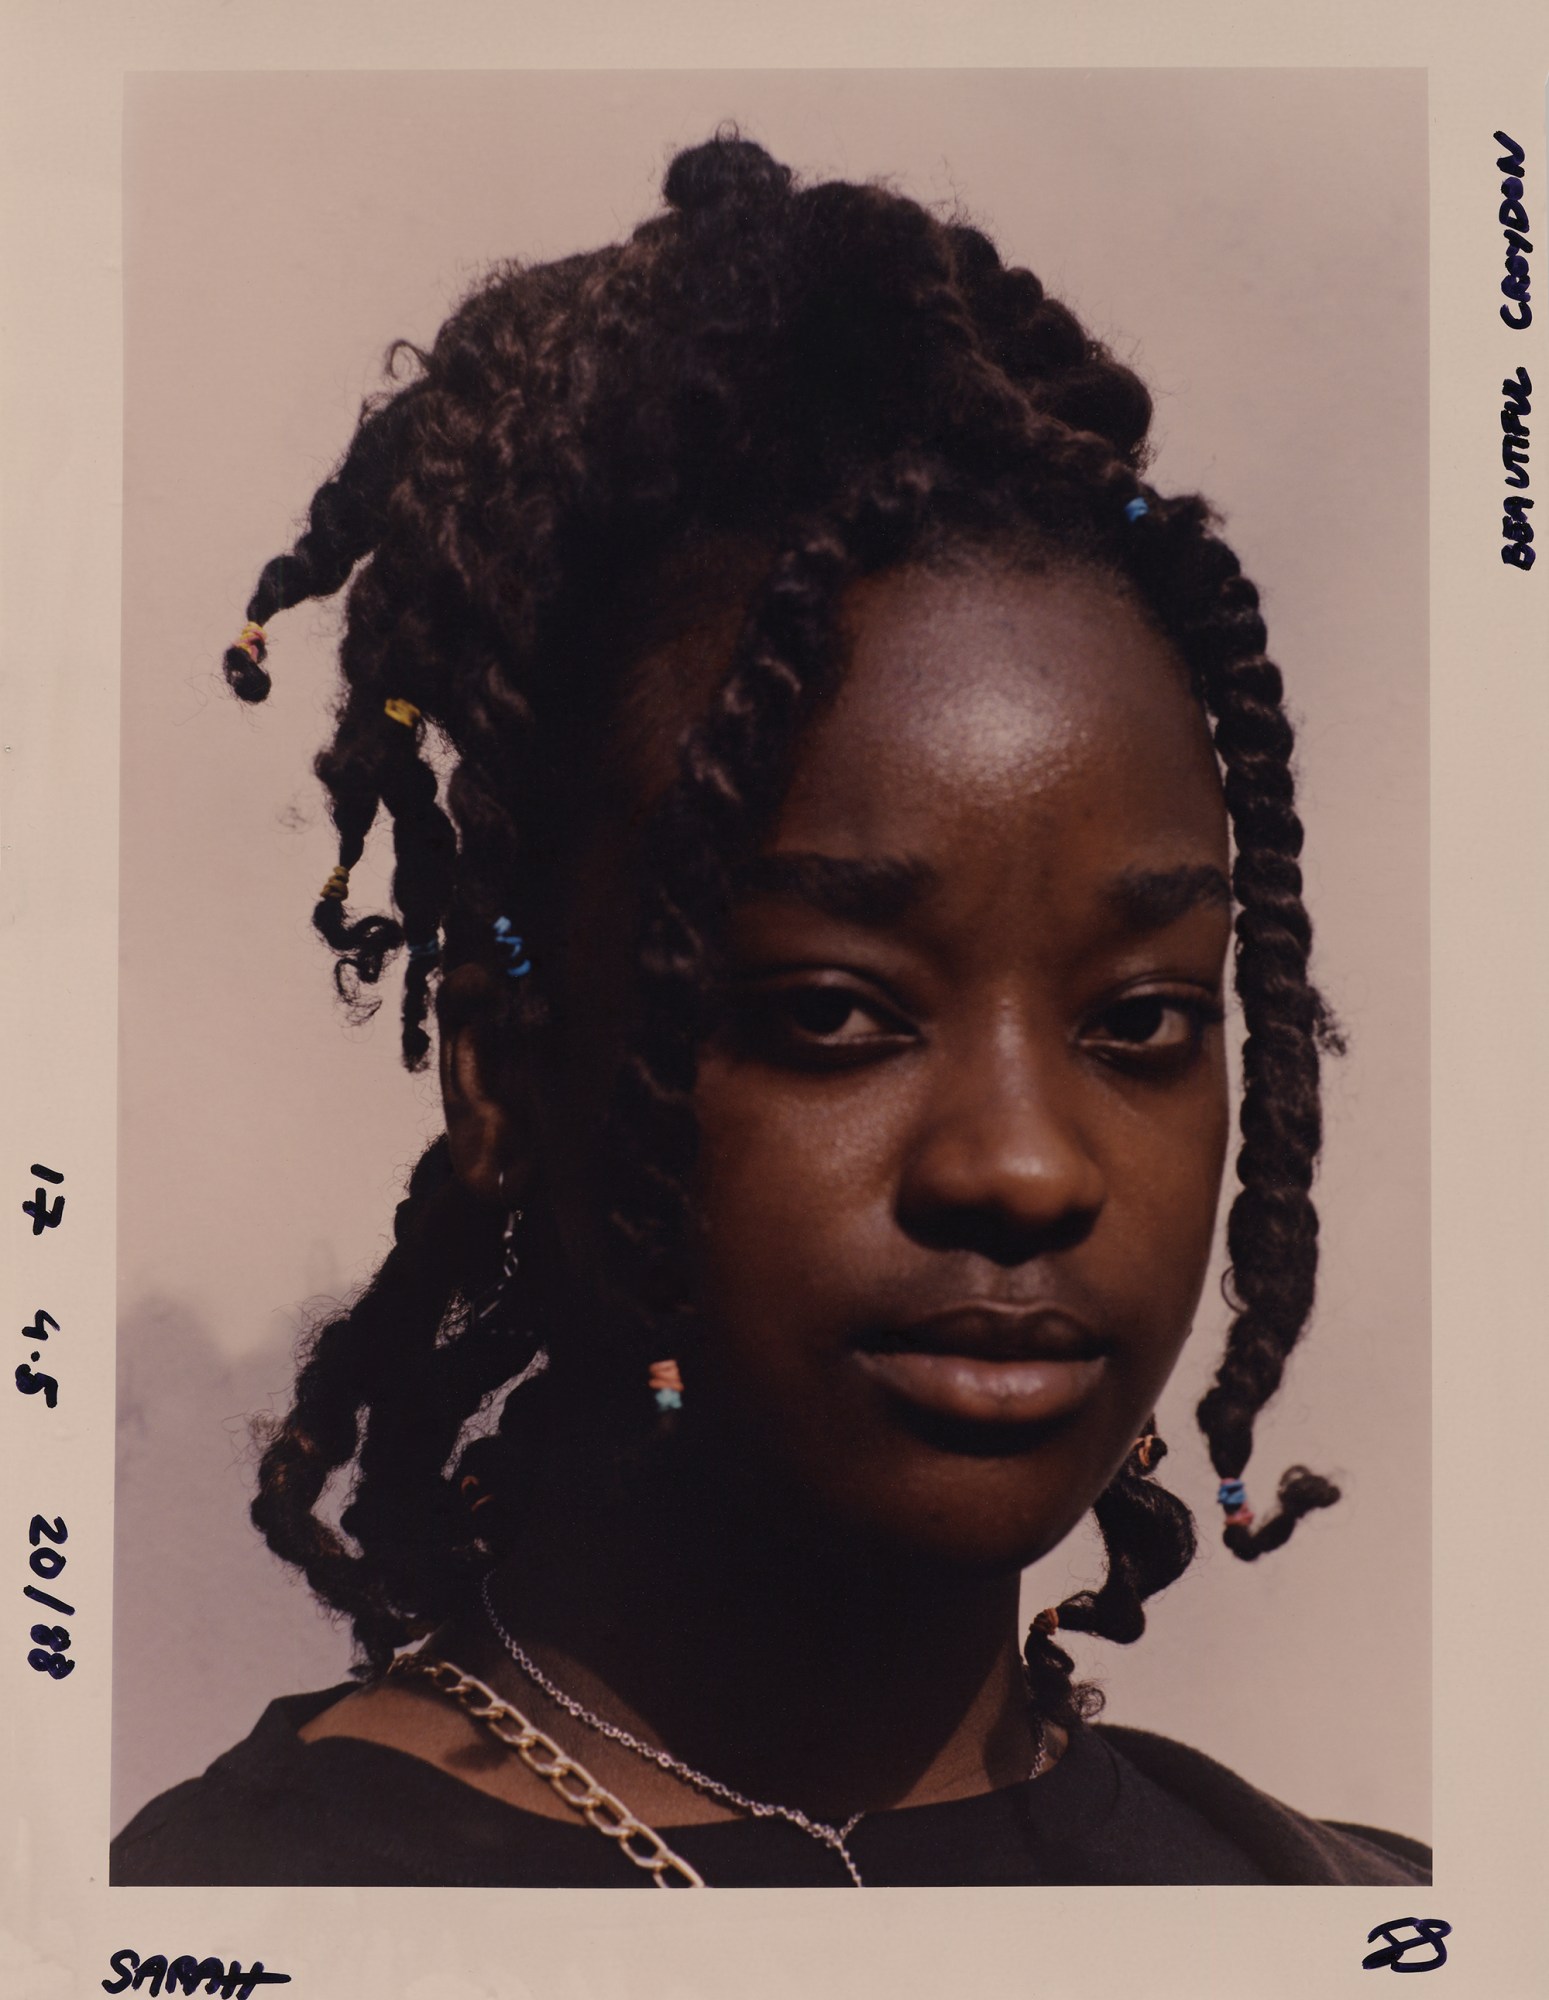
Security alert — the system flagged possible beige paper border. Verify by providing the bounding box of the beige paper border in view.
[3,5,1545,1996]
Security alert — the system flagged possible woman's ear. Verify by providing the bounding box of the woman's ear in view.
[437,963,530,1206]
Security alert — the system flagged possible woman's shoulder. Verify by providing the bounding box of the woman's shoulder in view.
[109,1684,640,1888]
[1092,1722,1432,1886]
[111,1686,406,1887]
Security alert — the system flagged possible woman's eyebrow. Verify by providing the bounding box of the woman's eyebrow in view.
[734,852,938,926]
[1107,862,1232,932]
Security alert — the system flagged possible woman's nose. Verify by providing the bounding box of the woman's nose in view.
[896,1018,1106,1262]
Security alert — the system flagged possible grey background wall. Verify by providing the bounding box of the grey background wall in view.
[115,69,1428,1840]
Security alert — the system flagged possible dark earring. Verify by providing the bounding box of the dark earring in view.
[468,1172,548,1383]
[470,1193,523,1338]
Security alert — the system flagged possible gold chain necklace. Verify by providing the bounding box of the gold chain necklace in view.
[388,1653,706,1887]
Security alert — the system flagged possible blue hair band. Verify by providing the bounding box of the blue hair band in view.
[1124,496,1150,524]
[1217,1479,1247,1510]
[406,937,440,961]
[492,916,533,979]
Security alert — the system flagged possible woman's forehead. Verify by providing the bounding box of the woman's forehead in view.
[604,548,1209,815]
[775,564,1225,868]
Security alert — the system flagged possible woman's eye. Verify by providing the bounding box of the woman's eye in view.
[727,980,912,1064]
[1087,992,1224,1064]
[782,988,871,1039]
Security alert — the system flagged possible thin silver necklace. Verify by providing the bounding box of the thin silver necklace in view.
[479,1572,869,1887]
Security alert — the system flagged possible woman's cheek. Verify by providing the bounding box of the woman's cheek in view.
[1171,1050,1232,1281]
[692,1063,897,1345]
[1121,1068,1231,1349]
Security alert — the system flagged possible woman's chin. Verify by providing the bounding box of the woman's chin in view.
[729,1460,1095,1587]
[862,1502,1086,1583]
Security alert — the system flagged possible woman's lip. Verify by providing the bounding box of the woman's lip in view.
[851,1348,1107,1426]
[863,1304,1105,1363]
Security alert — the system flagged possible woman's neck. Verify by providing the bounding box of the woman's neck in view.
[450,1427,1040,1825]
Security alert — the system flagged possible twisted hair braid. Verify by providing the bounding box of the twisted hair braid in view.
[222,392,417,703]
[250,1136,547,1673]
[1055,1430,1197,1649]
[1022,1426,1194,1730]
[250,1139,461,1664]
[223,132,1347,1707]
[603,458,935,1305]
[1016,493,1345,1653]
[1123,499,1345,1559]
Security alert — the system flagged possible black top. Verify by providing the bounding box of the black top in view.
[111,1686,1430,1888]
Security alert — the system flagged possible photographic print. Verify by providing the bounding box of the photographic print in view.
[5,10,1545,1997]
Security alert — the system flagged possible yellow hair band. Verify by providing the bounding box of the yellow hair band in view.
[234,621,266,664]
[319,865,351,902]
[383,697,421,728]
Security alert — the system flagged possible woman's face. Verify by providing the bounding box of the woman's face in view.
[534,556,1232,1575]
[682,562,1232,1572]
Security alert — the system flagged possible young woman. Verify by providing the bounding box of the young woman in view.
[111,131,1430,1888]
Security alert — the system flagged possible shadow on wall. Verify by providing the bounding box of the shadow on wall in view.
[113,1295,356,1836]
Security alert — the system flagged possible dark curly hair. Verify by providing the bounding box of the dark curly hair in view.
[229,131,1343,1724]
